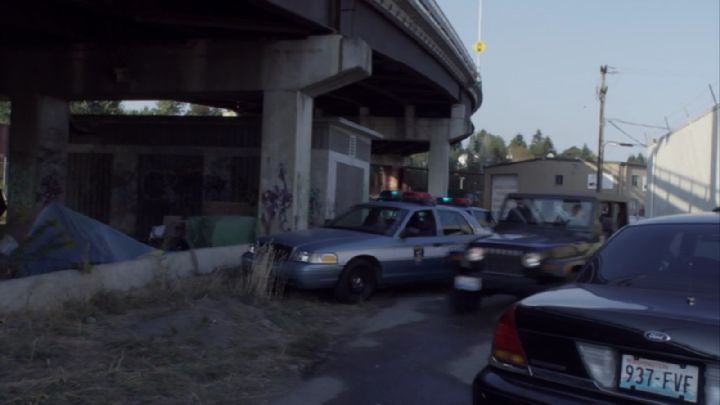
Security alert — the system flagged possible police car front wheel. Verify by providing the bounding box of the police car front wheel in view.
[334,259,377,304]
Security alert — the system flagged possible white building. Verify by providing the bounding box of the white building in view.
[646,104,720,217]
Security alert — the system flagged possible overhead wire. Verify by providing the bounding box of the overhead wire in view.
[604,118,668,130]
[606,119,648,147]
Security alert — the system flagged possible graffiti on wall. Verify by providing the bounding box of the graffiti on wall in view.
[37,169,64,205]
[260,163,293,235]
[36,146,66,206]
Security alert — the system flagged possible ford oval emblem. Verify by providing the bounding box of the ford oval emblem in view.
[644,331,671,343]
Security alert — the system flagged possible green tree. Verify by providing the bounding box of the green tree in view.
[69,100,124,115]
[561,143,596,162]
[542,136,556,156]
[186,104,223,116]
[529,130,544,156]
[407,152,428,168]
[581,144,597,162]
[508,134,532,161]
[529,129,556,158]
[0,101,10,124]
[510,134,527,149]
[154,100,185,115]
[465,130,508,171]
[627,153,647,166]
[560,146,583,159]
[449,143,465,170]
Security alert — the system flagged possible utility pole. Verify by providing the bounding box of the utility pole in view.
[596,65,609,193]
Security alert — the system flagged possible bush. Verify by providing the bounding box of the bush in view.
[240,243,286,301]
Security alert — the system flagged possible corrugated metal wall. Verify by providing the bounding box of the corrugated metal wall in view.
[66,153,113,223]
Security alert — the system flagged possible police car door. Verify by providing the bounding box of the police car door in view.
[433,208,479,278]
[393,209,441,282]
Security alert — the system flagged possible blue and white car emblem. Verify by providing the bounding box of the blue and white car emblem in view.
[644,330,671,343]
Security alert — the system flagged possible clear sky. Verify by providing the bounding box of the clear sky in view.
[438,0,720,161]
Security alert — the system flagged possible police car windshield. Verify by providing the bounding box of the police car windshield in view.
[500,197,593,228]
[326,205,407,236]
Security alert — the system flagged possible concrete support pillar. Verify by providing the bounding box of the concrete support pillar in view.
[428,104,467,197]
[258,90,313,235]
[404,105,416,139]
[256,35,371,235]
[428,130,449,197]
[7,95,68,237]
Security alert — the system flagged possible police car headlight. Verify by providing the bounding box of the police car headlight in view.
[293,251,338,264]
[465,247,485,262]
[521,252,543,268]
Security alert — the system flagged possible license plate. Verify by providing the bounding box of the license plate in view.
[619,355,699,403]
[454,275,482,291]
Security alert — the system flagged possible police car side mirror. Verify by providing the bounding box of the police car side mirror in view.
[400,227,421,239]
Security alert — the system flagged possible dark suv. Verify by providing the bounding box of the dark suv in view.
[451,193,628,312]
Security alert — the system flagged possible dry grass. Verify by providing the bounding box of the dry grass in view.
[0,269,375,405]
[239,244,286,301]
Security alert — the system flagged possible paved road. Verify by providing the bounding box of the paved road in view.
[272,289,517,405]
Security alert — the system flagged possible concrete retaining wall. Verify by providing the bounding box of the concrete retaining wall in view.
[0,244,249,314]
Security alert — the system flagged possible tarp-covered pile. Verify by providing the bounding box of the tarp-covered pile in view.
[19,203,155,277]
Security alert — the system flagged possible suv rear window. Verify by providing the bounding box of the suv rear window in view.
[590,224,720,295]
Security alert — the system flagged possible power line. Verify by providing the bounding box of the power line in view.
[605,118,668,130]
[606,119,647,147]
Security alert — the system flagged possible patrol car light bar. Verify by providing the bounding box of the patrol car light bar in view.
[378,190,402,201]
[437,197,472,207]
[402,191,434,204]
[378,190,435,205]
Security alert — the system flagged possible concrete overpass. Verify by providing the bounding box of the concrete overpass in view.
[0,0,482,237]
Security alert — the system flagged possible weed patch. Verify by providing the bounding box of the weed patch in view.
[0,271,376,404]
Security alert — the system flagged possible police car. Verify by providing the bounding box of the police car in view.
[242,191,491,303]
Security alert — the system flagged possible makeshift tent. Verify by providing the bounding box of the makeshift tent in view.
[185,216,257,249]
[19,203,155,277]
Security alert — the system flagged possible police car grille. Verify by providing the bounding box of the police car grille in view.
[484,253,524,276]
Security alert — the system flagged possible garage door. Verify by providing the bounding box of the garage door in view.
[491,175,518,218]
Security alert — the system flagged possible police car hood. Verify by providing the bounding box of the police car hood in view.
[258,227,387,251]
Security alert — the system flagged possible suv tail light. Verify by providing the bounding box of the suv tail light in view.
[492,305,527,366]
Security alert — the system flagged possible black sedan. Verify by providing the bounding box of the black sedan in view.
[473,212,720,404]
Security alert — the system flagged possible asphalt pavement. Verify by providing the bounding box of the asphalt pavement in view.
[271,288,517,405]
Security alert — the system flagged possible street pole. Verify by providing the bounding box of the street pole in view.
[476,0,483,76]
[596,65,608,193]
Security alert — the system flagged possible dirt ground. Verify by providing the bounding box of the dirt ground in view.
[0,271,378,405]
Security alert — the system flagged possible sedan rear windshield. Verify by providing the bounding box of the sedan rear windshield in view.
[591,224,719,295]
[326,205,407,236]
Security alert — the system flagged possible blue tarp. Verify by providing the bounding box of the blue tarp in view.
[20,203,154,277]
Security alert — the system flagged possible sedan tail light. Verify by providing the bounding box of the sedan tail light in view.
[492,305,527,366]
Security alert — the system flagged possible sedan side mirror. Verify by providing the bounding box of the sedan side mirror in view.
[400,227,421,239]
